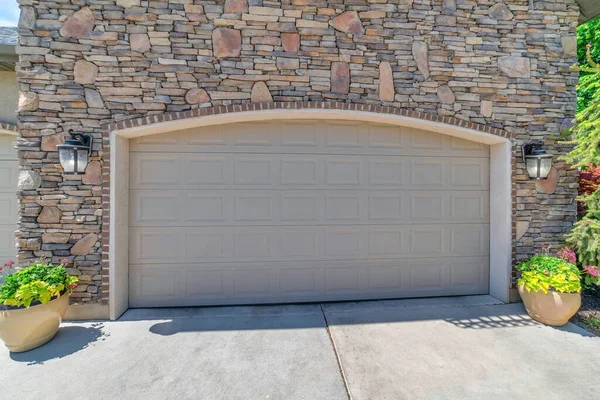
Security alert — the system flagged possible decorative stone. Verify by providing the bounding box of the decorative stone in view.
[82,161,101,185]
[536,168,559,194]
[516,221,530,241]
[41,134,64,152]
[42,233,70,244]
[481,101,493,118]
[18,170,41,191]
[379,62,395,102]
[130,33,151,53]
[212,28,242,58]
[18,92,39,112]
[331,11,364,35]
[85,89,104,108]
[124,10,157,22]
[281,33,300,52]
[71,233,98,256]
[38,207,62,224]
[184,4,205,21]
[18,7,36,30]
[224,0,249,13]
[489,3,514,20]
[466,37,483,45]
[116,0,140,7]
[251,82,273,103]
[74,60,98,85]
[498,56,531,78]
[277,57,299,70]
[185,88,210,104]
[437,85,455,104]
[558,117,574,135]
[331,62,349,94]
[59,7,95,39]
[412,41,430,80]
[442,0,456,15]
[436,15,456,26]
[561,35,577,57]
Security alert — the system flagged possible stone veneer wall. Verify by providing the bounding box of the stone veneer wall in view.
[16,0,579,305]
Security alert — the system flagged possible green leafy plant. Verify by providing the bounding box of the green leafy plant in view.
[517,255,581,294]
[0,260,78,308]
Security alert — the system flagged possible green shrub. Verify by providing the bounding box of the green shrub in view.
[0,262,78,308]
[516,255,581,293]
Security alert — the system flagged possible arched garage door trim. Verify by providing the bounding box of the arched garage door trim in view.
[105,103,512,320]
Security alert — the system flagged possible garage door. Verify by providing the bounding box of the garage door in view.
[0,134,17,263]
[128,120,490,307]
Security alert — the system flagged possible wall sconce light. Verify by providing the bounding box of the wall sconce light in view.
[57,130,93,175]
[522,142,552,180]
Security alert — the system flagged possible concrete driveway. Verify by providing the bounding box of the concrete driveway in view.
[2,296,599,400]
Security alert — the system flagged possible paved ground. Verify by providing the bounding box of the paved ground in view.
[2,296,599,400]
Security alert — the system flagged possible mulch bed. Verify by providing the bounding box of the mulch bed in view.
[570,287,600,335]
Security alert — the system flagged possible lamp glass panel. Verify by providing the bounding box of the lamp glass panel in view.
[539,157,552,179]
[59,147,76,174]
[76,148,89,173]
[526,157,539,179]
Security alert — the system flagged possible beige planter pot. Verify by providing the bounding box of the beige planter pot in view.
[0,294,70,353]
[518,285,581,327]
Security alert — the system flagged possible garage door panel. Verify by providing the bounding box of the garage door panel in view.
[128,256,489,308]
[280,156,320,186]
[129,224,489,264]
[0,161,17,191]
[449,260,489,290]
[0,192,18,223]
[130,122,489,158]
[234,193,276,222]
[129,153,181,188]
[0,136,16,160]
[130,190,489,226]
[0,225,15,260]
[130,153,488,191]
[0,136,16,264]
[129,121,490,307]
[450,226,490,255]
[187,155,230,186]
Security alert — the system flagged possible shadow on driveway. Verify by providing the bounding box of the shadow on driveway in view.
[10,323,108,365]
[137,296,596,338]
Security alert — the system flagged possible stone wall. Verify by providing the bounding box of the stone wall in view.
[16,0,580,305]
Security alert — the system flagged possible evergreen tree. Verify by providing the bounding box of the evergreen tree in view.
[565,40,600,266]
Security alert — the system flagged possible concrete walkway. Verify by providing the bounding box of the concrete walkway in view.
[2,296,598,400]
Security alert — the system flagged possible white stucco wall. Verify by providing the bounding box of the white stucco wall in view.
[0,72,18,125]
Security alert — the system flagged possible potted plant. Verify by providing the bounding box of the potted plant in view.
[0,259,78,352]
[517,248,581,326]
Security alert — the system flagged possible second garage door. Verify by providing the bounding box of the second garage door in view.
[0,134,17,263]
[128,120,490,307]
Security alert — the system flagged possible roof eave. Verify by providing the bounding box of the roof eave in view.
[578,0,600,23]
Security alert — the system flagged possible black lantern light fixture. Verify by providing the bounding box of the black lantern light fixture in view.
[57,130,93,175]
[522,142,552,180]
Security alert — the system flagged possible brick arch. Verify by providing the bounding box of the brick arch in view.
[103,101,513,320]
[104,102,511,140]
[0,122,18,135]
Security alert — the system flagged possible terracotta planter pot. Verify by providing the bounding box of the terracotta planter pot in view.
[518,285,581,327]
[0,294,70,353]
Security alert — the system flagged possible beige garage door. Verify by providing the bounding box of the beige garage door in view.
[0,134,17,263]
[128,120,490,308]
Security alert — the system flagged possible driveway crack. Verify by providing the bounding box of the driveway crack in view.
[320,303,352,400]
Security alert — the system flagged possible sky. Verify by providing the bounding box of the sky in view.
[0,0,19,27]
